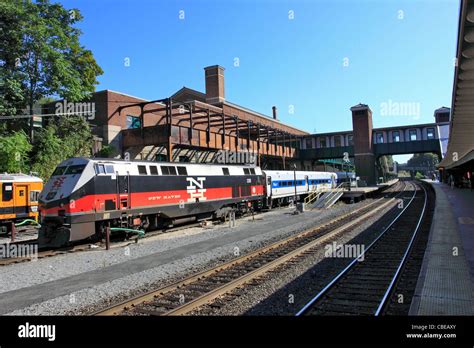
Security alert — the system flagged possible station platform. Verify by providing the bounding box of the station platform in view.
[410,180,474,315]
[341,179,398,200]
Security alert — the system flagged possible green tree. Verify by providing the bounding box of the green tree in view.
[407,153,439,168]
[30,126,63,179]
[0,0,103,139]
[95,145,117,158]
[0,130,32,173]
[31,115,92,180]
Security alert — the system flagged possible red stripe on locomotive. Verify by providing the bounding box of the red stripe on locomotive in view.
[41,185,264,216]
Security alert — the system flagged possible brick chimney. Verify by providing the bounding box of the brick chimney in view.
[272,106,278,120]
[204,65,225,104]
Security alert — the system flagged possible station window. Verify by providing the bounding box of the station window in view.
[319,138,327,148]
[222,168,230,176]
[427,128,435,139]
[409,130,417,141]
[376,133,384,144]
[126,115,141,129]
[305,138,313,149]
[334,136,342,147]
[392,131,400,142]
[348,135,354,146]
[149,166,158,175]
[177,166,188,176]
[138,165,147,175]
[156,154,167,162]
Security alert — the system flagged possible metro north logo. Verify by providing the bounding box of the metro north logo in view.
[186,177,207,202]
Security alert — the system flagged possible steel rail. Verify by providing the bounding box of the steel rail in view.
[295,181,419,316]
[374,183,428,316]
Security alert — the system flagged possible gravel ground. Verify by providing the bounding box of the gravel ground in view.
[3,199,375,315]
[0,226,38,244]
[190,199,401,316]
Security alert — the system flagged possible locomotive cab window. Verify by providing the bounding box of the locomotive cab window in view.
[105,165,115,174]
[249,168,256,175]
[52,166,67,176]
[138,165,147,175]
[177,166,187,176]
[95,164,106,175]
[243,168,250,175]
[2,183,13,201]
[222,168,230,176]
[65,165,86,175]
[150,166,158,175]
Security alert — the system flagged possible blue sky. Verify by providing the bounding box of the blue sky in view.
[60,0,460,162]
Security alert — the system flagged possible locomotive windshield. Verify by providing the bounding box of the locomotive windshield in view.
[52,166,67,176]
[51,165,86,176]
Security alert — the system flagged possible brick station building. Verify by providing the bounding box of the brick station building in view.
[62,65,309,170]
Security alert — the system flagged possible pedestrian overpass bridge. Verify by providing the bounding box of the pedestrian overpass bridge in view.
[298,105,450,185]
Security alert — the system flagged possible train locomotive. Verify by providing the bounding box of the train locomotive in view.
[38,158,338,247]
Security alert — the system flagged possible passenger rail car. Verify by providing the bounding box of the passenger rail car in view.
[38,158,265,247]
[335,172,357,186]
[263,170,337,206]
[0,174,43,233]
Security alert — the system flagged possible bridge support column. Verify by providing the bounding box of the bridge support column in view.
[351,104,376,186]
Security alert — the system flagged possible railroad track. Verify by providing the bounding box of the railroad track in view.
[95,181,408,316]
[295,181,429,316]
[0,203,298,266]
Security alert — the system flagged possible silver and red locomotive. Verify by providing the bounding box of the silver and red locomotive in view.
[38,158,265,247]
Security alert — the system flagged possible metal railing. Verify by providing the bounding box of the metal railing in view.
[304,182,346,209]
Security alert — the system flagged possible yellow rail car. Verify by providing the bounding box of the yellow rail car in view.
[0,174,43,231]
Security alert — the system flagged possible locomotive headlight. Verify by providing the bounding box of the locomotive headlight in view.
[60,203,64,208]
[31,206,38,212]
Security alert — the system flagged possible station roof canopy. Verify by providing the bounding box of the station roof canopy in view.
[439,0,474,170]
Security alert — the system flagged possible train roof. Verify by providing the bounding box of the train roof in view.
[0,173,43,183]
[58,157,258,168]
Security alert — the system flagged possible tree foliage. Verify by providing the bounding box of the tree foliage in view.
[407,153,439,168]
[0,129,32,173]
[31,116,92,180]
[0,0,103,118]
[0,0,102,179]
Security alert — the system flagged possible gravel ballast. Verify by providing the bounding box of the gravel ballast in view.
[1,200,375,315]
